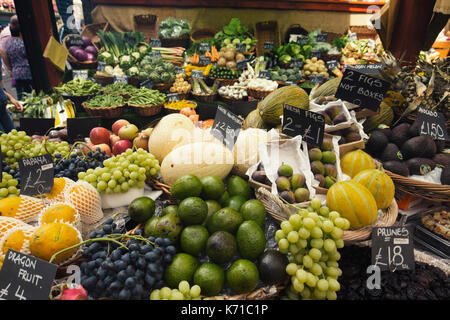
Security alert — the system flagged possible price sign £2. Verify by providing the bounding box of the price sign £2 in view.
[19,154,54,196]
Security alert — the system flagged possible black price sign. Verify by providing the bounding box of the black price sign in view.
[97,61,106,72]
[417,107,450,141]
[198,43,211,53]
[348,32,358,42]
[296,35,309,45]
[167,93,180,103]
[264,41,274,51]
[19,118,54,137]
[175,66,185,75]
[114,75,128,84]
[258,70,271,79]
[191,69,204,79]
[335,68,390,112]
[284,81,294,86]
[237,60,247,70]
[327,60,339,71]
[210,106,243,150]
[235,43,246,52]
[310,50,322,59]
[371,226,415,272]
[67,117,102,143]
[0,249,58,300]
[310,74,324,85]
[282,104,325,147]
[124,33,136,47]
[199,55,211,66]
[140,78,153,89]
[315,33,328,43]
[290,58,304,69]
[149,38,161,47]
[69,35,84,47]
[149,51,162,59]
[19,154,54,196]
[73,69,88,80]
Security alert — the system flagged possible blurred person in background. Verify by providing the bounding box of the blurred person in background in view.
[0,56,22,133]
[0,15,17,97]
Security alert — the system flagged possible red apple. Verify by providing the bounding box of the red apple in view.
[112,139,132,155]
[90,127,110,145]
[109,134,120,147]
[112,119,130,136]
[82,142,94,154]
[133,133,149,151]
[118,124,139,140]
[92,143,111,156]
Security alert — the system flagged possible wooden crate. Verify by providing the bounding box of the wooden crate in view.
[134,14,158,41]
[255,21,279,56]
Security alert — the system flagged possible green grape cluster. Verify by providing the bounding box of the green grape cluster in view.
[0,172,20,199]
[78,148,160,194]
[0,129,70,167]
[275,197,350,300]
[150,281,201,300]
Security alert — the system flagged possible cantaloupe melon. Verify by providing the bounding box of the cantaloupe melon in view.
[353,169,395,210]
[340,149,375,178]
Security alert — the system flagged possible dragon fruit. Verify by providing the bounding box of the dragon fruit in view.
[50,283,88,300]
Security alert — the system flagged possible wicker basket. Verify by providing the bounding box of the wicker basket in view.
[93,73,114,86]
[255,187,399,243]
[321,53,342,63]
[255,21,279,57]
[154,82,173,93]
[63,34,98,70]
[247,88,274,100]
[191,92,217,103]
[134,14,157,41]
[219,93,247,104]
[81,22,110,47]
[349,25,379,40]
[190,28,218,42]
[284,24,309,44]
[82,103,125,118]
[129,103,163,117]
[208,77,239,87]
[164,100,197,114]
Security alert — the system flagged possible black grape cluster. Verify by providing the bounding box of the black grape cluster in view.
[54,150,109,181]
[2,160,20,188]
[80,218,177,300]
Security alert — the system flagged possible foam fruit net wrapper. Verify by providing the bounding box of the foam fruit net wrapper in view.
[0,224,36,261]
[38,202,82,232]
[66,180,103,224]
[0,216,29,236]
[14,195,46,223]
[46,177,75,204]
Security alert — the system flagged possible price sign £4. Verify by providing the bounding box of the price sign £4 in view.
[19,154,54,196]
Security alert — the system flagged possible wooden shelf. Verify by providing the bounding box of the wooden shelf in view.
[92,0,386,13]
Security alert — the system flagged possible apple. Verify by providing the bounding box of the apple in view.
[90,127,110,145]
[141,127,153,136]
[133,132,149,151]
[83,142,94,154]
[112,119,130,136]
[92,143,111,156]
[109,134,120,147]
[118,124,139,140]
[112,139,132,155]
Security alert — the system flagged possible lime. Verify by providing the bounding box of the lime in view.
[200,176,226,201]
[165,253,199,288]
[144,216,160,237]
[128,196,155,223]
[236,221,266,260]
[178,197,208,225]
[227,176,251,200]
[228,195,246,212]
[193,262,225,296]
[203,200,222,227]
[207,207,243,235]
[171,174,202,201]
[180,225,209,256]
[226,259,259,294]
[240,199,266,227]
[161,205,178,217]
[219,191,230,207]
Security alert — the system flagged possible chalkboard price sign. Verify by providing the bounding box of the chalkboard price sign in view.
[114,75,128,84]
[309,74,324,85]
[0,249,58,300]
[67,117,102,143]
[282,104,325,147]
[149,51,162,59]
[290,58,304,69]
[296,35,309,45]
[371,226,415,272]
[191,69,204,79]
[198,43,211,53]
[210,106,243,150]
[235,43,246,52]
[327,60,339,71]
[19,154,54,196]
[237,59,248,70]
[310,50,322,59]
[348,32,358,42]
[73,69,88,80]
[69,35,84,47]
[199,55,211,66]
[335,68,390,112]
[167,93,180,103]
[124,33,136,47]
[140,78,153,89]
[258,70,271,79]
[417,107,450,141]
[97,61,106,72]
[315,33,328,43]
[264,41,274,51]
[149,38,161,47]
[175,66,185,75]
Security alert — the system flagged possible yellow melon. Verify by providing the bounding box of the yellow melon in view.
[326,181,378,229]
[0,224,36,258]
[0,195,45,223]
[39,203,79,225]
[340,149,375,178]
[29,222,82,264]
[353,169,395,210]
[46,178,75,203]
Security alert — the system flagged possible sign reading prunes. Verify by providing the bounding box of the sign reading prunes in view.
[210,106,243,150]
[290,58,304,69]
[19,154,54,196]
[199,55,211,66]
[73,69,88,80]
[97,61,106,72]
[264,41,274,51]
[0,249,58,300]
[191,69,204,79]
[296,35,309,45]
[69,35,84,47]
[198,43,211,53]
[371,226,415,272]
[167,93,180,103]
[417,107,450,141]
[124,33,136,47]
[235,43,246,52]
[315,33,328,43]
[258,70,271,79]
[335,68,390,112]
[149,38,161,47]
[282,104,325,147]
[114,75,128,84]
[140,78,153,89]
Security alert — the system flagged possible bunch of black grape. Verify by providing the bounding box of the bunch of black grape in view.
[80,218,177,300]
[54,150,109,181]
[2,160,20,189]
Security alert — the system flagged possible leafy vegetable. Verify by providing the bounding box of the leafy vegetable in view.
[158,17,191,38]
[84,94,125,108]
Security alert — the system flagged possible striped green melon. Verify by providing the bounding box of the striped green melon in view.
[326,181,378,229]
[353,169,394,210]
[309,76,341,100]
[340,149,375,178]
[258,86,309,125]
[243,109,270,130]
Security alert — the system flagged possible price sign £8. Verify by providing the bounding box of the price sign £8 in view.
[19,154,54,196]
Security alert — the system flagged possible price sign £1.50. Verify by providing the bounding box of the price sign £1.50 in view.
[19,154,54,196]
[417,107,450,141]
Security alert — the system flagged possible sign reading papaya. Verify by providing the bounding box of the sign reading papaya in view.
[19,154,54,196]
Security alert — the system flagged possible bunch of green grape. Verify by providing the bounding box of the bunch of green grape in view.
[0,172,19,199]
[150,281,201,300]
[0,130,70,167]
[275,197,350,300]
[78,148,160,194]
